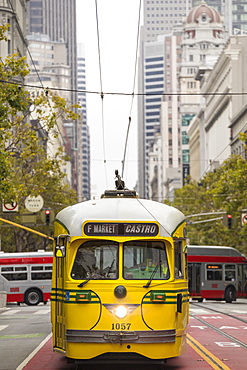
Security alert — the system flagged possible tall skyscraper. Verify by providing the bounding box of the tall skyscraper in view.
[27,0,79,192]
[27,1,77,103]
[77,43,91,201]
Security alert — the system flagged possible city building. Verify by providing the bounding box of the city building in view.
[26,0,77,103]
[26,34,72,186]
[77,43,91,201]
[0,0,26,60]
[193,1,247,36]
[193,36,247,179]
[26,0,79,193]
[138,0,193,199]
[179,2,226,182]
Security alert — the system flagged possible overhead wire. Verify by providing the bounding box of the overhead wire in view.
[94,0,108,188]
[2,78,247,98]
[7,0,71,154]
[122,0,142,179]
[7,0,247,201]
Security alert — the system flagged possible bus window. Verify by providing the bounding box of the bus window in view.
[71,241,118,280]
[123,241,169,280]
[225,264,236,281]
[206,264,222,281]
[244,265,247,293]
[174,241,183,279]
[1,266,28,281]
[31,265,52,280]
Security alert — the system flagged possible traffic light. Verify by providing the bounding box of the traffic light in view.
[223,214,236,229]
[227,214,232,229]
[45,210,50,225]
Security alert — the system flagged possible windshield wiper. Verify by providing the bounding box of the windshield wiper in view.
[77,279,90,287]
[106,258,115,277]
[143,262,160,288]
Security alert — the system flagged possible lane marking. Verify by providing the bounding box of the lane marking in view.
[215,342,241,348]
[232,310,247,314]
[2,310,20,315]
[0,325,8,332]
[16,332,52,370]
[191,314,247,349]
[187,334,231,370]
[33,310,50,315]
[0,333,44,339]
[0,316,27,319]
[190,308,209,315]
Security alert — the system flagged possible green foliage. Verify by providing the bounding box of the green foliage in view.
[0,25,79,252]
[172,155,247,255]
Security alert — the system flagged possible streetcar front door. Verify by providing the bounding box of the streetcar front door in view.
[53,257,66,350]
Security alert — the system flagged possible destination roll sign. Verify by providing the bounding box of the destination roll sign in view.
[84,222,159,237]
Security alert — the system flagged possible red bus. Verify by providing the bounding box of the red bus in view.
[0,250,52,305]
[187,245,247,303]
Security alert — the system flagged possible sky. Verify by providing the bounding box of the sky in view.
[76,1,142,198]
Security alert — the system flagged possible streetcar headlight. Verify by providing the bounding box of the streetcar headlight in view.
[115,305,128,319]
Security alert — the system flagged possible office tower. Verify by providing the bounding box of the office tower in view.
[27,1,77,103]
[143,0,192,42]
[77,43,91,201]
[138,0,193,199]
[26,34,73,186]
[27,0,79,192]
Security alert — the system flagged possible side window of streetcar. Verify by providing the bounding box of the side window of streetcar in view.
[174,241,184,279]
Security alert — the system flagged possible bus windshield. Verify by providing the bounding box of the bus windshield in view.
[71,241,118,280]
[123,241,169,280]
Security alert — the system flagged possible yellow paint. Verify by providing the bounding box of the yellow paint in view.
[52,215,188,360]
[0,217,53,240]
[187,334,231,370]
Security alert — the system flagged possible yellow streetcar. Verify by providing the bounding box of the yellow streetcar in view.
[51,186,189,365]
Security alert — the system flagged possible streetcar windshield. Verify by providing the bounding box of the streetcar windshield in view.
[71,241,118,280]
[123,241,169,280]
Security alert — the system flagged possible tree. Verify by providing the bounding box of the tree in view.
[172,155,247,255]
[0,25,79,251]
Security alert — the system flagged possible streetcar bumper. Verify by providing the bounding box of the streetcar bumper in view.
[63,328,187,362]
[66,328,176,343]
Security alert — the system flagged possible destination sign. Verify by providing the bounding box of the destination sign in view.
[84,222,159,237]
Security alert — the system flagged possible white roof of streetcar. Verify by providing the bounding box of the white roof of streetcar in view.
[55,191,185,237]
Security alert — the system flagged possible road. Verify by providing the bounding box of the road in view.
[0,303,51,370]
[1,300,247,370]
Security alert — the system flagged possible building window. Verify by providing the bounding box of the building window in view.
[182,133,189,145]
[182,114,194,126]
[182,150,190,163]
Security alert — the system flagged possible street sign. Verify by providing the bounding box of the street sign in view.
[25,195,44,213]
[2,201,18,212]
[20,213,37,225]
